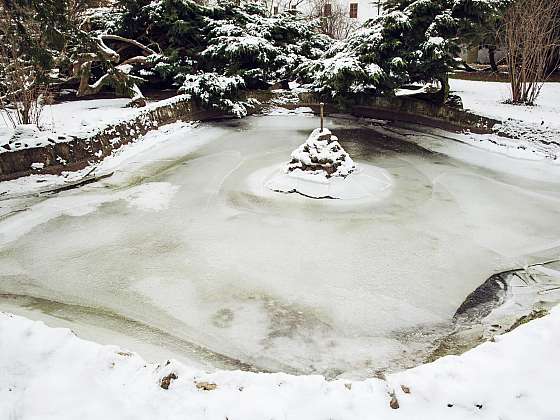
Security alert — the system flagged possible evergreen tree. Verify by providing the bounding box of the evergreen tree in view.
[298,0,510,104]
[100,0,330,115]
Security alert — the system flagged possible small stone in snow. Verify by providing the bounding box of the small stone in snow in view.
[401,385,410,394]
[390,395,399,409]
[344,383,352,391]
[160,372,178,390]
[195,381,217,391]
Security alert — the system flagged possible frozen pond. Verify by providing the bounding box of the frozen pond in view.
[2,113,560,378]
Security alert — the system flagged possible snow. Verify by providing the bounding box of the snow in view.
[449,79,560,128]
[286,128,356,178]
[0,98,138,153]
[126,182,180,211]
[448,79,560,161]
[1,304,559,420]
[263,163,393,200]
[1,82,560,418]
[0,95,193,155]
[264,106,314,116]
[263,127,378,199]
[0,120,198,199]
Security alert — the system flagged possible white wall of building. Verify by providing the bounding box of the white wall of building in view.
[271,0,383,24]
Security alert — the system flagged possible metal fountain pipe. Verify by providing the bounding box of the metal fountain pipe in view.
[320,102,324,132]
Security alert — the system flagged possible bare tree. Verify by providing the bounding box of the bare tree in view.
[263,0,308,16]
[502,0,560,105]
[0,3,49,127]
[309,0,358,39]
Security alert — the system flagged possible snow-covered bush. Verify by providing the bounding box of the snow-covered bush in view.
[179,73,258,118]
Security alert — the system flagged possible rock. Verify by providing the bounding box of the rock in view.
[160,372,178,390]
[390,395,400,409]
[195,381,217,391]
[401,385,410,394]
[445,94,464,109]
[506,309,549,333]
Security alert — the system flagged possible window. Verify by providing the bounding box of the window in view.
[273,5,279,14]
[349,3,358,18]
[323,3,332,16]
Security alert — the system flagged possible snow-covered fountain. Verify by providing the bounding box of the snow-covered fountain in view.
[266,104,393,200]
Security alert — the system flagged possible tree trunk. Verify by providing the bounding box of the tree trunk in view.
[488,46,498,72]
[436,76,450,105]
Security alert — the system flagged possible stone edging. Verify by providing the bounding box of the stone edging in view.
[0,91,499,181]
[298,93,500,134]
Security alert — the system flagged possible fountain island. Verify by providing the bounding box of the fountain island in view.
[266,106,393,200]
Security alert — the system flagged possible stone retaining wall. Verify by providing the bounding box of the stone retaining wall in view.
[0,91,499,181]
[0,96,188,181]
[298,93,500,134]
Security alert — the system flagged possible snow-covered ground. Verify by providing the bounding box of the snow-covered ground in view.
[0,95,189,154]
[449,79,560,161]
[2,113,560,379]
[2,306,559,420]
[0,98,137,153]
[449,79,560,128]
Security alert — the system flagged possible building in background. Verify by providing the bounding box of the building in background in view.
[270,0,384,25]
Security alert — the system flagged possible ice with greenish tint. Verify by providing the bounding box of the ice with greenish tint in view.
[1,114,560,378]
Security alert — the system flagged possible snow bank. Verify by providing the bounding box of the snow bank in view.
[1,307,559,419]
[0,121,197,199]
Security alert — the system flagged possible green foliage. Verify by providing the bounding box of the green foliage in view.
[298,0,510,104]
[99,0,329,115]
[178,72,256,117]
[453,0,511,50]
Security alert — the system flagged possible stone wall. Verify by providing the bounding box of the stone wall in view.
[0,97,240,181]
[0,91,500,181]
[297,93,500,134]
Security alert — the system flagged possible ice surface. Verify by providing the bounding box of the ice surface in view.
[264,163,393,200]
[1,114,560,378]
